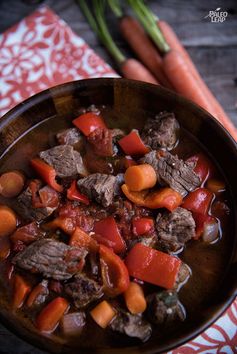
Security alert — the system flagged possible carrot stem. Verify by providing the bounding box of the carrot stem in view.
[127,0,170,54]
[79,0,125,64]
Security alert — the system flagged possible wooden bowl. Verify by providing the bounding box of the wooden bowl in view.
[0,78,236,354]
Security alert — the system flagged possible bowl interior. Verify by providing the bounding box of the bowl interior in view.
[0,78,236,354]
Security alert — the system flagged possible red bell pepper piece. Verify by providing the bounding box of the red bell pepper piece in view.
[36,297,69,332]
[67,180,90,205]
[12,274,31,309]
[123,156,137,168]
[125,243,181,289]
[99,245,130,296]
[182,188,214,215]
[121,184,182,212]
[31,158,63,192]
[72,112,106,136]
[132,217,154,236]
[118,131,149,156]
[94,217,126,253]
[186,153,213,183]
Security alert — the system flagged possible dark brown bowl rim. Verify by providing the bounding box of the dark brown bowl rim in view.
[0,78,236,354]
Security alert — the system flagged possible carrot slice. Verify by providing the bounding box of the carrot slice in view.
[0,205,17,237]
[36,297,69,332]
[124,164,157,191]
[90,300,116,329]
[12,275,31,309]
[124,281,147,314]
[0,171,25,198]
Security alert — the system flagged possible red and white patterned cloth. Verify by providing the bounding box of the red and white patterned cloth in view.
[0,6,236,353]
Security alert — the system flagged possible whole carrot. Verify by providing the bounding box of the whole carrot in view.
[129,0,237,140]
[118,15,171,87]
[121,58,158,84]
[79,0,158,85]
[158,20,237,139]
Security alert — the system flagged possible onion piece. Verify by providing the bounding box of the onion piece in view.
[202,218,219,243]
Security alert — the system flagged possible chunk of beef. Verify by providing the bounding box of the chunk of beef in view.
[12,239,87,280]
[56,128,83,147]
[141,150,201,196]
[39,145,88,178]
[60,312,86,337]
[110,309,152,342]
[114,173,124,196]
[10,222,45,245]
[141,112,179,150]
[174,262,191,290]
[65,273,103,308]
[156,207,195,252]
[146,290,185,325]
[15,186,57,222]
[87,128,113,157]
[77,173,117,207]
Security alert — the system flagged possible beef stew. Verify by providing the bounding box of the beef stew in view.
[0,101,234,352]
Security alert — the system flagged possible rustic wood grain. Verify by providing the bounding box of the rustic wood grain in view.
[0,0,236,353]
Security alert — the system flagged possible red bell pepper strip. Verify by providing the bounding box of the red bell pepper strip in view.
[67,180,90,205]
[145,188,183,211]
[72,112,106,136]
[132,217,154,236]
[125,243,181,289]
[30,158,63,192]
[118,131,149,156]
[186,153,213,183]
[121,184,182,212]
[99,245,130,297]
[12,274,31,309]
[94,217,126,253]
[35,297,69,332]
[182,188,214,215]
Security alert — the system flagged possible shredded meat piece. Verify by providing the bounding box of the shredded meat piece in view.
[156,207,195,252]
[12,239,87,280]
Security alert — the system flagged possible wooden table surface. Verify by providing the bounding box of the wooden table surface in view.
[0,0,236,353]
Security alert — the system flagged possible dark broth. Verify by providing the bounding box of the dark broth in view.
[0,106,233,351]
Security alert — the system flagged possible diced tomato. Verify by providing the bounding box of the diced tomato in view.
[182,188,214,215]
[94,217,126,253]
[87,127,113,157]
[69,227,98,252]
[11,222,43,245]
[125,243,181,289]
[132,217,154,236]
[31,158,63,192]
[118,131,149,156]
[99,245,130,296]
[186,153,214,183]
[35,297,69,332]
[67,180,90,205]
[73,112,106,136]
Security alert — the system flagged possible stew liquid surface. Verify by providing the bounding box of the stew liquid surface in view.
[0,105,233,350]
